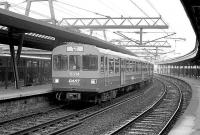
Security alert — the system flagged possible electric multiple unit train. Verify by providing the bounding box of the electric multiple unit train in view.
[52,42,153,103]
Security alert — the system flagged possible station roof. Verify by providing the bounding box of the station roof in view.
[156,0,200,65]
[0,8,136,56]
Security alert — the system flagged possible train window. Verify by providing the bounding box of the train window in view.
[109,58,114,74]
[143,63,145,71]
[105,57,108,71]
[132,61,135,72]
[129,61,133,72]
[100,56,104,72]
[128,60,131,72]
[125,60,129,72]
[136,62,139,72]
[115,58,119,73]
[82,55,98,71]
[53,55,68,70]
[146,64,147,71]
[127,60,129,72]
[69,55,81,71]
[137,62,139,71]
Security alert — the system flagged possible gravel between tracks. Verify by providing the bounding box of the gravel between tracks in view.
[64,79,164,135]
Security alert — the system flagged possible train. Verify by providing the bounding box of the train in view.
[52,42,154,103]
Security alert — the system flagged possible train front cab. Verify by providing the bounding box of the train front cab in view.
[52,45,101,102]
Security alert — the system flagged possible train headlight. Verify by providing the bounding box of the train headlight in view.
[54,78,59,83]
[91,79,97,84]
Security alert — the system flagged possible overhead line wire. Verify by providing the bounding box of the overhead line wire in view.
[128,0,171,36]
[9,2,51,18]
[129,0,149,17]
[127,0,174,57]
[56,0,110,18]
[40,2,79,19]
[54,2,80,18]
[146,0,160,16]
[97,0,122,16]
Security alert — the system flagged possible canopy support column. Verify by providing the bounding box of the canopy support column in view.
[8,28,24,89]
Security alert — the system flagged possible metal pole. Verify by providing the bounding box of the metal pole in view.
[140,28,143,45]
[103,30,107,41]
[25,0,31,16]
[8,29,20,89]
[5,57,8,89]
[48,0,56,24]
[16,34,24,65]
[9,45,20,89]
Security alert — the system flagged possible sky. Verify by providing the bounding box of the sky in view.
[0,0,196,61]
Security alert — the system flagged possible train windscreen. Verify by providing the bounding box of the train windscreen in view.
[53,55,98,71]
[53,55,68,70]
[69,55,81,71]
[82,55,98,71]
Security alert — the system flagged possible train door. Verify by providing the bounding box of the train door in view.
[105,56,109,86]
[120,59,125,86]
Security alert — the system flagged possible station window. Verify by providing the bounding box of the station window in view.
[53,55,68,71]
[100,56,104,72]
[115,58,120,73]
[32,60,38,68]
[109,58,114,74]
[82,55,98,71]
[0,59,2,66]
[27,60,32,68]
[69,55,81,71]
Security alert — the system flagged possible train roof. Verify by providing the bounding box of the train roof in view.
[97,47,152,64]
[67,42,150,63]
[56,42,152,64]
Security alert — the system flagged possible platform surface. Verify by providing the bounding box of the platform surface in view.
[0,84,52,100]
[162,75,200,135]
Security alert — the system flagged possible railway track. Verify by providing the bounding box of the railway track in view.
[159,75,192,122]
[103,77,183,135]
[56,79,165,135]
[0,105,65,125]
[0,82,152,135]
[0,77,190,135]
[0,105,79,135]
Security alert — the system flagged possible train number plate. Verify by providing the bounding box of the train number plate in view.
[69,79,80,85]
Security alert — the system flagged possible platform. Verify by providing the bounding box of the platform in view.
[0,84,52,100]
[161,75,200,135]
